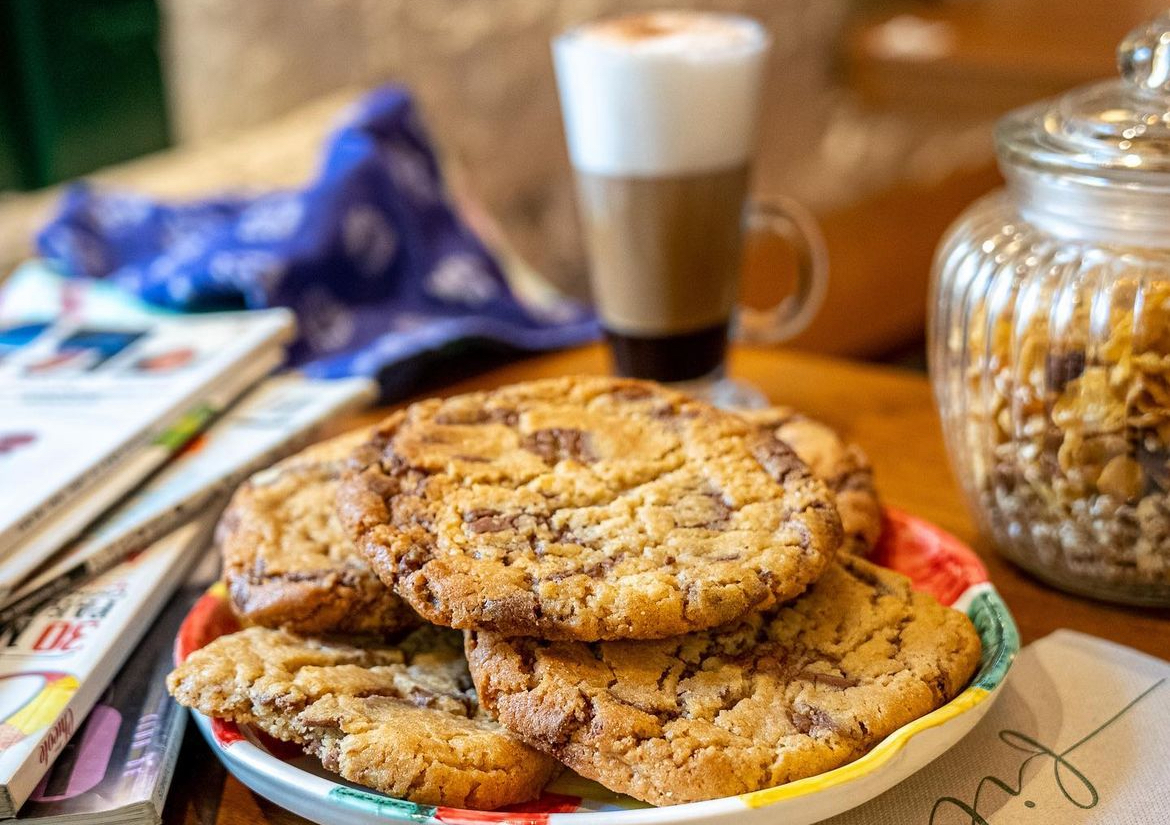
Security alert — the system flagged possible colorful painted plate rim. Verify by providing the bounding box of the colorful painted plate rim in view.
[176,506,1020,825]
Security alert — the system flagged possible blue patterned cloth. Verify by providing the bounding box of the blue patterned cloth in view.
[37,86,597,398]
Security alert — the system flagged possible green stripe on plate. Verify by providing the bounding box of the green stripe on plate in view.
[966,588,1019,692]
[329,787,438,822]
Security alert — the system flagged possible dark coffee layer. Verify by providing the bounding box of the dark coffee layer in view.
[606,323,728,382]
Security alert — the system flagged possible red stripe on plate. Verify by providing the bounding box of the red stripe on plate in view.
[873,506,989,605]
[174,589,242,664]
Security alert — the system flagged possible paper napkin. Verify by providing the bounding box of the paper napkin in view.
[824,630,1169,824]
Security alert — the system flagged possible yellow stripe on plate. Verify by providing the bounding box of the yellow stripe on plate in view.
[740,686,989,808]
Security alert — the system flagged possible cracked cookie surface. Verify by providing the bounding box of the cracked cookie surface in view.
[166,625,558,809]
[741,407,882,556]
[338,376,843,641]
[466,556,982,806]
[220,428,419,636]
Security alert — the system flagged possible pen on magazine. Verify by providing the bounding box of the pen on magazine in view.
[0,495,231,632]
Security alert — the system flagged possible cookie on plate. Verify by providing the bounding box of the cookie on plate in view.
[338,376,843,642]
[741,407,882,556]
[219,428,418,636]
[466,555,982,806]
[167,625,559,809]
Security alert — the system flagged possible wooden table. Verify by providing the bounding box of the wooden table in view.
[165,344,1170,825]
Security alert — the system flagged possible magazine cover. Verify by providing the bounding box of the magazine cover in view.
[0,518,214,817]
[0,265,295,583]
[14,548,220,824]
[1,373,375,621]
[0,344,282,595]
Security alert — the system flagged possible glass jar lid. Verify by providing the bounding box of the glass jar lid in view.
[998,13,1170,184]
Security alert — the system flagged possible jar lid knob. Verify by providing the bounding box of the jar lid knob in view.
[1119,12,1170,95]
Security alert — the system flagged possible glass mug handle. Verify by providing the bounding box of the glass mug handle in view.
[735,196,829,344]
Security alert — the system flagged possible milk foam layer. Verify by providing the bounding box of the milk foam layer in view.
[554,12,769,177]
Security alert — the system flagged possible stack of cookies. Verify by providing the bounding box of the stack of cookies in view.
[167,376,981,809]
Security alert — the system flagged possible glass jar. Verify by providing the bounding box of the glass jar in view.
[929,15,1170,606]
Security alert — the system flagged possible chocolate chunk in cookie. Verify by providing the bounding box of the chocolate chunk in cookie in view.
[339,376,843,641]
[466,556,982,806]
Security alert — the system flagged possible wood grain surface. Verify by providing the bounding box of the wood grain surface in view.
[165,344,1170,825]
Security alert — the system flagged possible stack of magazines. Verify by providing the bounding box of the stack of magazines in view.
[0,265,377,821]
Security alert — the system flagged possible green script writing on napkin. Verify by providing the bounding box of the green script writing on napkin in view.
[822,631,1169,825]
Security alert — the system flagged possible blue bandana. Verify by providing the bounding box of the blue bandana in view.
[37,86,598,399]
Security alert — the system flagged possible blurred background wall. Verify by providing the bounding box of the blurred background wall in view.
[1,0,1165,361]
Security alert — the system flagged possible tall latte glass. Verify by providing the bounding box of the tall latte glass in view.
[554,12,826,390]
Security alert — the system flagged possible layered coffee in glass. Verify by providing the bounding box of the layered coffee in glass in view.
[554,12,825,391]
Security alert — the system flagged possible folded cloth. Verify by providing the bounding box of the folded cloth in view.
[36,86,597,399]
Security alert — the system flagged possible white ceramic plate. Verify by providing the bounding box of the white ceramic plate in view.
[176,507,1019,825]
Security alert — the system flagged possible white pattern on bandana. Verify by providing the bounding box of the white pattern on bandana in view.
[301,286,356,352]
[384,142,439,205]
[207,250,286,294]
[425,254,499,307]
[91,193,152,232]
[237,194,305,244]
[342,205,398,278]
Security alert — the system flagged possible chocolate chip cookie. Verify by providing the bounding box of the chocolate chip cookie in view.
[220,428,418,636]
[167,625,559,809]
[338,376,843,641]
[741,407,882,556]
[466,555,982,806]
